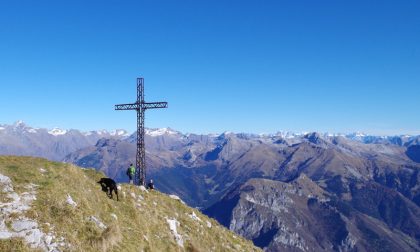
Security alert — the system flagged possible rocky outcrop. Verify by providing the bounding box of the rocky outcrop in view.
[0,173,66,251]
[206,175,420,251]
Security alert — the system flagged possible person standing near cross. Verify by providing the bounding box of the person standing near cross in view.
[126,163,135,184]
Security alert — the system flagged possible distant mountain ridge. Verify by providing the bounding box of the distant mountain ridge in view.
[0,121,129,161]
[0,120,130,137]
[1,121,418,150]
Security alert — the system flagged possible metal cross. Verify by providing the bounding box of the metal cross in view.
[115,77,168,185]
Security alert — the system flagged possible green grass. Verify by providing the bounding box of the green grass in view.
[0,156,261,252]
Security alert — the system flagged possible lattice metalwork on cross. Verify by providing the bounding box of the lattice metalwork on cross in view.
[115,78,168,185]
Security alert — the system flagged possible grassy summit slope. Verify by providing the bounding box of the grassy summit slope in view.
[0,156,260,252]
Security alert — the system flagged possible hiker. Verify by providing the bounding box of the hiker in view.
[147,179,154,190]
[126,163,135,184]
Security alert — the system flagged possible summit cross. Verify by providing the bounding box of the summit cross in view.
[115,77,168,185]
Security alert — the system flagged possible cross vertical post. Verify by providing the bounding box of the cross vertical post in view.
[115,77,168,185]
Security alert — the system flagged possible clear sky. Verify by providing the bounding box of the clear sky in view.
[0,1,419,135]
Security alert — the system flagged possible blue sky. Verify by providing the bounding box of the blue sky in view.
[0,1,419,135]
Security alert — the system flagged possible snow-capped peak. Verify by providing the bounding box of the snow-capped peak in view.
[221,131,234,136]
[95,130,108,135]
[82,130,109,136]
[12,120,27,131]
[27,128,38,134]
[274,131,306,139]
[48,128,68,136]
[110,129,129,137]
[14,120,25,126]
[353,132,366,137]
[83,131,93,136]
[81,129,129,137]
[146,128,179,137]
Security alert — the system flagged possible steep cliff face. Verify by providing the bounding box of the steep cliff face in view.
[406,145,420,163]
[0,156,260,252]
[205,175,420,252]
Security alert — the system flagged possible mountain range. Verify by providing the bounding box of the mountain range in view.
[0,121,129,161]
[1,121,420,251]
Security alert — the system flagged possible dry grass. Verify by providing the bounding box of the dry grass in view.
[0,156,261,252]
[90,224,122,252]
[0,237,31,252]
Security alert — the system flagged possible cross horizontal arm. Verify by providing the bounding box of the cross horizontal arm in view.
[115,102,167,110]
[144,102,168,109]
[115,103,139,110]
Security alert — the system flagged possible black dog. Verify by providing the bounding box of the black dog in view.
[97,178,119,201]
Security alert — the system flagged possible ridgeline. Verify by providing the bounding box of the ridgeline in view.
[0,156,260,252]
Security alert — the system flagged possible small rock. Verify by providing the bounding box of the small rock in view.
[169,194,181,200]
[139,185,147,192]
[169,195,186,205]
[49,242,58,249]
[0,228,13,239]
[0,173,14,192]
[21,192,37,203]
[153,202,157,206]
[45,235,53,245]
[110,213,118,220]
[39,168,47,173]
[87,216,107,230]
[7,192,21,202]
[24,229,43,248]
[166,218,184,248]
[12,219,38,232]
[66,194,77,208]
[206,221,212,228]
[130,192,136,199]
[188,211,202,222]
[117,185,122,191]
[24,183,39,190]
